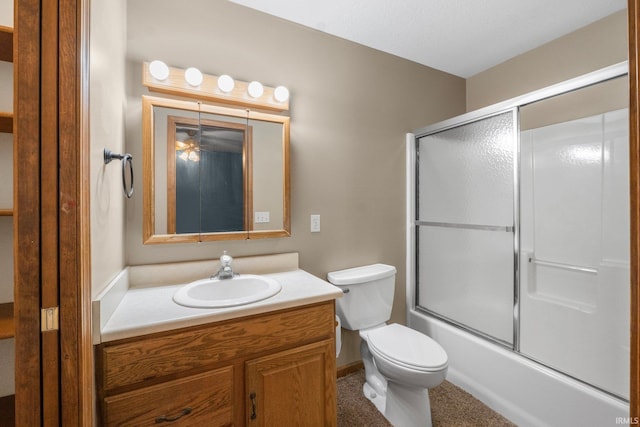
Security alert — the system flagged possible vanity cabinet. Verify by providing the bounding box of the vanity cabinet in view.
[95,300,337,426]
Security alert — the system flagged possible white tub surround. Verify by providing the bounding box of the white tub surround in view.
[92,252,343,343]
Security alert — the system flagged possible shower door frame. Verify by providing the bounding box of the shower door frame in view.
[411,108,520,349]
[408,60,629,356]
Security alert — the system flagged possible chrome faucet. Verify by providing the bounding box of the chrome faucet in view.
[213,250,235,279]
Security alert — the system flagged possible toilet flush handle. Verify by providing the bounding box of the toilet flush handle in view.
[342,288,350,294]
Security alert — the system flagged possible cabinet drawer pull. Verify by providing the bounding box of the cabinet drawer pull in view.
[250,392,257,420]
[155,407,192,423]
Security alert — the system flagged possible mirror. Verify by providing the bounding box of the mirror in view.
[142,95,290,243]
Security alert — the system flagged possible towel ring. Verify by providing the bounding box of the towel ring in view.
[104,148,134,198]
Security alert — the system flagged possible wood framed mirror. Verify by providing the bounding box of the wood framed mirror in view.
[142,95,290,243]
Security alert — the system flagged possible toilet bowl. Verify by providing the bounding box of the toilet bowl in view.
[365,323,448,389]
[360,323,448,426]
[328,264,448,427]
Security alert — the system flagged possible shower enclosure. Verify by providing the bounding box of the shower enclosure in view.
[409,61,630,419]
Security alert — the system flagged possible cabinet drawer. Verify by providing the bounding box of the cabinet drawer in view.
[99,301,335,391]
[103,366,233,427]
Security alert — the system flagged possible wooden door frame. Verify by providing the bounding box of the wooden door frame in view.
[58,0,93,424]
[14,0,92,425]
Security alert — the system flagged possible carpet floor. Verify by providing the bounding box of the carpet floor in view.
[337,370,517,427]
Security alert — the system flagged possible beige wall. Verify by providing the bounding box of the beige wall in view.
[466,10,628,111]
[120,0,465,367]
[0,0,10,27]
[90,0,128,298]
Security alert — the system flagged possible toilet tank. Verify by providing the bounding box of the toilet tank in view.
[327,264,396,330]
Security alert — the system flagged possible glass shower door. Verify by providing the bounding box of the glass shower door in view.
[416,110,517,345]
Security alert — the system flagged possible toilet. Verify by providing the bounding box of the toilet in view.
[328,264,448,427]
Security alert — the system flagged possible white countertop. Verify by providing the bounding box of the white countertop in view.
[98,269,342,343]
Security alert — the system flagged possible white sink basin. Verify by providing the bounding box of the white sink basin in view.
[173,274,282,308]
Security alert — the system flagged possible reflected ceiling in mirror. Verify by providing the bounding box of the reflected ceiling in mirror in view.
[142,95,290,244]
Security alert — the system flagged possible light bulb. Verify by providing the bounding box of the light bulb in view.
[247,81,264,98]
[179,151,189,161]
[188,151,199,162]
[184,67,203,87]
[217,74,235,93]
[149,60,169,81]
[274,86,289,103]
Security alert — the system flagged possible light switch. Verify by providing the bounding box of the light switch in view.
[255,211,270,223]
[310,214,321,232]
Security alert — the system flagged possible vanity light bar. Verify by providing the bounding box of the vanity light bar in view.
[142,61,290,112]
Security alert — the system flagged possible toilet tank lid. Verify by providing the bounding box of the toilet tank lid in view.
[327,264,396,285]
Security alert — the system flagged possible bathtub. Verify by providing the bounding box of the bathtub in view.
[408,309,630,427]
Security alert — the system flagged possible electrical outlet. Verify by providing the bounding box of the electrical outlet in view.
[255,211,270,223]
[310,214,321,232]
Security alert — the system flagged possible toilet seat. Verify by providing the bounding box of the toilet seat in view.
[367,323,448,372]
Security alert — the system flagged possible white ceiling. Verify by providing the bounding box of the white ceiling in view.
[229,0,626,78]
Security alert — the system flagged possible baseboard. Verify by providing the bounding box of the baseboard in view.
[337,361,363,378]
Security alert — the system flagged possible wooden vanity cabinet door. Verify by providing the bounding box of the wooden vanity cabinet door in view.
[246,339,336,426]
[103,367,234,427]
